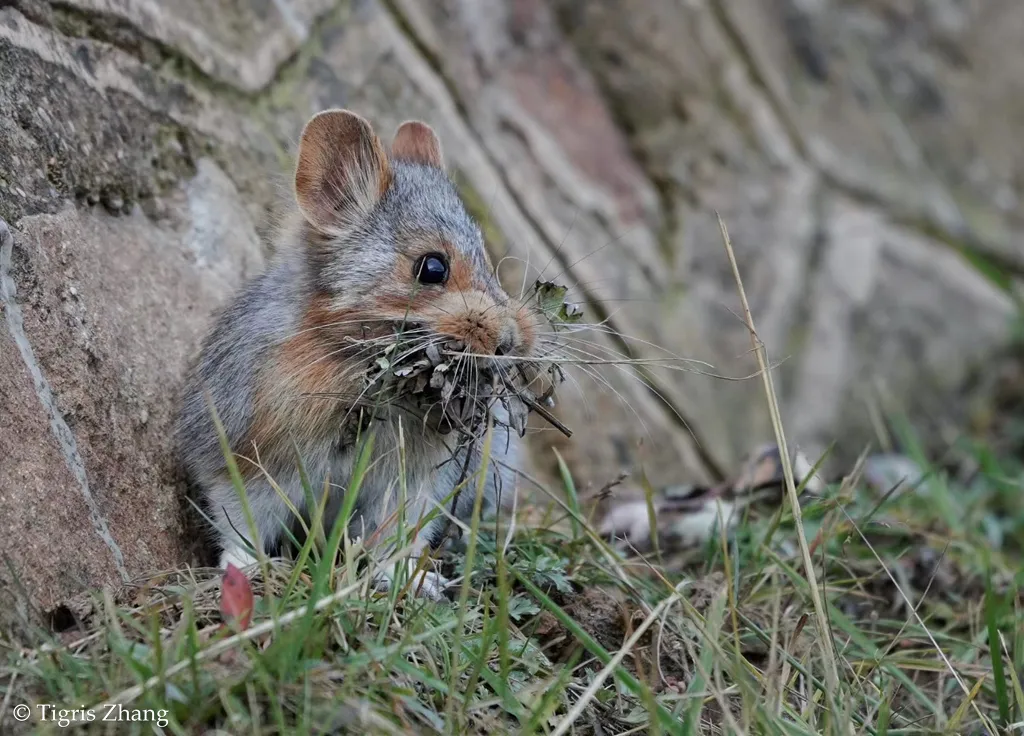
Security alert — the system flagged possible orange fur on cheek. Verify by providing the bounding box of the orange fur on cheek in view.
[447,255,474,292]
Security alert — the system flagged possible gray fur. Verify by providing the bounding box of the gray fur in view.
[317,162,505,304]
[177,157,521,595]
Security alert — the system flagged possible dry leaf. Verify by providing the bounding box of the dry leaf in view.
[535,280,584,326]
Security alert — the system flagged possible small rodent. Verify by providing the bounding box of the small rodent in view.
[177,109,542,599]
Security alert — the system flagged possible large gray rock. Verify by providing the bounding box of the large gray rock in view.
[1,1,272,610]
[0,0,1018,608]
[718,0,1024,272]
[553,0,1018,467]
[0,169,262,611]
[11,0,337,92]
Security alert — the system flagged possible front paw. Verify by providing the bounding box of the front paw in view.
[375,560,451,602]
[220,545,259,572]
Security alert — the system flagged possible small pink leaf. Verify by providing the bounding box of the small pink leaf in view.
[220,563,254,630]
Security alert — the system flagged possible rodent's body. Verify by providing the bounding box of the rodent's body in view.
[177,111,533,598]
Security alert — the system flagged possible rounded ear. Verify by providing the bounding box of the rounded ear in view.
[294,109,392,232]
[391,120,444,169]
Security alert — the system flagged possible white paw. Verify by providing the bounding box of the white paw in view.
[375,560,451,601]
[220,546,259,571]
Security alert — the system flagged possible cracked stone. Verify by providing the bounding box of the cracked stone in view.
[718,0,1024,271]
[1,164,262,610]
[554,0,1016,471]
[27,0,339,92]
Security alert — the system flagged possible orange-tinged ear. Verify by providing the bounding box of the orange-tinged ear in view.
[391,120,444,168]
[294,109,392,232]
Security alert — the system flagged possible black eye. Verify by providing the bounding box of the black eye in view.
[413,253,449,285]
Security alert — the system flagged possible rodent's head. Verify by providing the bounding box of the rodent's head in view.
[293,109,538,363]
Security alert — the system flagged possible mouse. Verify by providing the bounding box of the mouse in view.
[176,109,552,599]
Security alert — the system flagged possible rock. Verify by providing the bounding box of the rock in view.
[0,4,282,227]
[717,0,1024,272]
[0,299,121,617]
[13,0,338,93]
[862,454,927,496]
[553,0,1017,470]
[0,171,262,613]
[787,196,1014,463]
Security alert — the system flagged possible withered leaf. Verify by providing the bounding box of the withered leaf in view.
[220,564,254,631]
[535,280,584,326]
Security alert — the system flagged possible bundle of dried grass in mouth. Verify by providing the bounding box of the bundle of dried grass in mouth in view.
[363,281,582,440]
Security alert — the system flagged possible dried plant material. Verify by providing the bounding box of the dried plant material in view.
[361,282,582,441]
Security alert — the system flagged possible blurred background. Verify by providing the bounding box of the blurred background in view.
[1,0,1022,603]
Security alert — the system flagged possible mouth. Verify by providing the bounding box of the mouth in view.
[362,332,563,438]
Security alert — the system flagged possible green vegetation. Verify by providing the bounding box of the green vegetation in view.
[1,413,1021,734]
[2,224,1020,735]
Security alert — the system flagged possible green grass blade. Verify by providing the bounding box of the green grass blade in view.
[985,559,1012,726]
[552,448,581,542]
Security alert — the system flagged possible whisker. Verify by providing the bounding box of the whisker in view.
[551,348,653,440]
[533,221,649,292]
[545,323,716,368]
[529,208,581,295]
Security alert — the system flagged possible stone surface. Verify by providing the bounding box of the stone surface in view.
[0,0,1019,608]
[1,172,262,611]
[788,196,1015,461]
[0,4,284,229]
[552,0,1017,467]
[10,0,338,92]
[0,321,119,611]
[719,0,1024,271]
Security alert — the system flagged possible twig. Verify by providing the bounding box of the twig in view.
[437,422,479,549]
[519,393,573,438]
[716,215,843,705]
